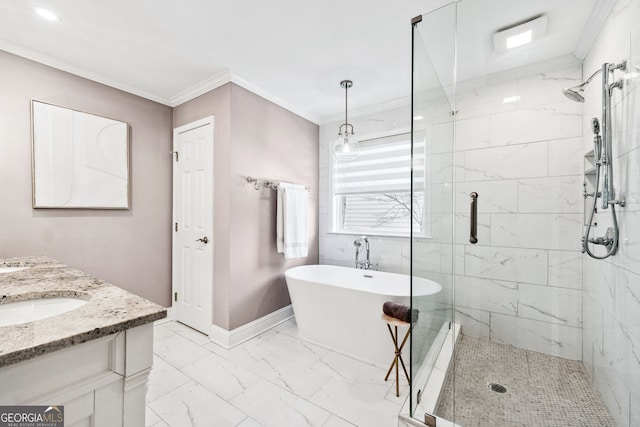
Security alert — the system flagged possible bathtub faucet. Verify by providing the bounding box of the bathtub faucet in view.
[354,236,371,270]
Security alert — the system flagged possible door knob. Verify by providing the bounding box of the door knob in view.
[196,237,209,244]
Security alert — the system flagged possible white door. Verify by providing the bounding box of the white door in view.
[172,116,214,334]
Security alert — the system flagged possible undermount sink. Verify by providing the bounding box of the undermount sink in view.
[0,266,31,274]
[0,297,87,327]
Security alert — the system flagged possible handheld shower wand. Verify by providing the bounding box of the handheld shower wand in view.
[576,60,627,259]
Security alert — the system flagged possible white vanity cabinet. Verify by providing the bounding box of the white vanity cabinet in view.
[0,323,154,427]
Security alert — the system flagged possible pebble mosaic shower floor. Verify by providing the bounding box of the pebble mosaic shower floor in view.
[435,335,615,427]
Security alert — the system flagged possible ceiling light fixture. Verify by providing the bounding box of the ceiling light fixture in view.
[334,80,359,161]
[502,95,520,104]
[413,115,424,121]
[506,31,532,49]
[493,15,547,53]
[35,7,60,21]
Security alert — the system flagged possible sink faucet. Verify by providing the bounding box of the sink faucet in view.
[354,236,371,270]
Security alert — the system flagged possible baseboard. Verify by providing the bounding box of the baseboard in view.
[209,304,294,349]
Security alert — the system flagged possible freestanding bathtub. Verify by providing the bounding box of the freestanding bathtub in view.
[284,264,441,366]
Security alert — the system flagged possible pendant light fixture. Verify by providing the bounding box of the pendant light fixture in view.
[334,80,360,161]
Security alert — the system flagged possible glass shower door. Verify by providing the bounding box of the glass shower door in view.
[409,2,457,421]
[410,1,627,426]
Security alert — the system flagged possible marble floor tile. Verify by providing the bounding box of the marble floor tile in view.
[149,381,247,427]
[230,379,332,427]
[147,355,192,403]
[226,342,333,399]
[237,417,263,427]
[322,415,358,426]
[309,378,403,427]
[149,320,404,427]
[181,352,261,401]
[272,318,299,338]
[312,350,389,389]
[257,329,329,364]
[172,323,212,345]
[154,333,212,369]
[153,324,176,342]
[145,406,166,427]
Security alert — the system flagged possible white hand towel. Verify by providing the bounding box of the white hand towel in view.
[276,182,308,259]
[276,186,285,253]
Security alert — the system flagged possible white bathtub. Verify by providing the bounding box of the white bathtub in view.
[284,264,441,366]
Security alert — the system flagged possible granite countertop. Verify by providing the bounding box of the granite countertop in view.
[0,256,167,368]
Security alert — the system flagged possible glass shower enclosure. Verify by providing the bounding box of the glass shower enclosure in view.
[409,1,638,426]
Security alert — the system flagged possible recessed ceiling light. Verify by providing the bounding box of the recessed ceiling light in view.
[413,115,424,121]
[493,15,547,53]
[35,7,60,21]
[503,95,520,104]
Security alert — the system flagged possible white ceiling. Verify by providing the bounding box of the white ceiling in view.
[0,0,610,123]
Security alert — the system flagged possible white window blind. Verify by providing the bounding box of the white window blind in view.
[334,132,425,195]
[332,131,428,236]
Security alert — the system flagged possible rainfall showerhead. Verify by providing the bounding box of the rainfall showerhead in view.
[562,68,603,103]
[563,86,585,102]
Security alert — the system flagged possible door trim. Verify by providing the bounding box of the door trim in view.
[172,116,215,334]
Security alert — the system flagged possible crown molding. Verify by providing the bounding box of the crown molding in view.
[170,69,320,124]
[169,69,232,107]
[0,41,173,106]
[574,0,617,61]
[1,40,320,123]
[228,71,319,124]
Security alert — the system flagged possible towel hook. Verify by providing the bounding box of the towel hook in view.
[246,176,261,190]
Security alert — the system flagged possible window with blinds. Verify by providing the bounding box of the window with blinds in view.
[332,131,428,236]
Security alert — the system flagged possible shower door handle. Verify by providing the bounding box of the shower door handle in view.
[470,192,478,244]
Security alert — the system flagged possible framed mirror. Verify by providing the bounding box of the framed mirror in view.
[31,100,130,209]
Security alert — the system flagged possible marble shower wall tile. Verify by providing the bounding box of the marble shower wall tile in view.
[455,180,518,214]
[454,307,490,339]
[516,65,582,107]
[580,3,640,424]
[402,240,441,273]
[517,176,583,213]
[464,245,547,285]
[517,283,582,327]
[461,141,548,182]
[453,213,490,246]
[547,250,583,289]
[491,213,583,251]
[490,313,582,360]
[455,116,491,152]
[617,210,640,276]
[489,102,582,146]
[548,137,584,177]
[454,275,517,315]
[431,121,454,154]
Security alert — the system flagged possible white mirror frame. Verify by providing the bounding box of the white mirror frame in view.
[31,100,130,209]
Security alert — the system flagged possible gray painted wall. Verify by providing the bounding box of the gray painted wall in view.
[1,49,319,331]
[0,50,174,306]
[229,84,319,329]
[173,84,233,329]
[173,83,319,330]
